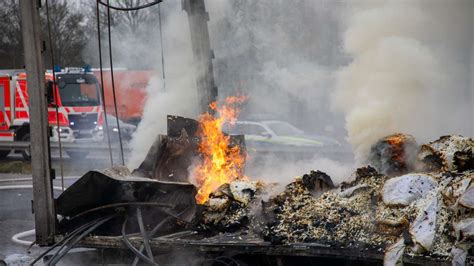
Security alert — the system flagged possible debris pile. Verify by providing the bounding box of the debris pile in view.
[418,135,474,172]
[369,133,418,176]
[263,166,391,248]
[199,134,473,264]
[199,180,265,232]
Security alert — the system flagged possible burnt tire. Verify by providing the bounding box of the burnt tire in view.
[21,133,31,161]
[66,151,89,160]
[0,150,10,159]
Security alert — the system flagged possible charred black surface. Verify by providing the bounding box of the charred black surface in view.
[369,133,418,176]
[417,135,473,172]
[133,115,246,183]
[302,170,335,196]
[167,115,200,138]
[453,149,474,172]
[420,153,445,172]
[153,134,199,182]
[341,166,382,190]
[55,169,197,235]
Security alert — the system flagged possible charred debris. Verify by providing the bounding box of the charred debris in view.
[42,118,472,265]
[200,133,473,264]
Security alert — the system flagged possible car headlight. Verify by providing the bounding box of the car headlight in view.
[98,125,104,131]
[55,126,70,134]
[112,128,119,132]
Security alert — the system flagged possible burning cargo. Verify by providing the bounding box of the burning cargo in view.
[197,134,473,265]
[39,95,473,265]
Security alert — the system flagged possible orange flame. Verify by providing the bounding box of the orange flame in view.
[193,95,248,204]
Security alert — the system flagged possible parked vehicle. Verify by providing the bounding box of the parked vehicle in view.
[0,67,155,160]
[102,114,137,142]
[0,67,104,160]
[92,69,155,125]
[224,119,349,160]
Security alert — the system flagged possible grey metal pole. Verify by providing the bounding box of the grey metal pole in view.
[470,3,474,135]
[20,0,56,245]
[182,0,218,114]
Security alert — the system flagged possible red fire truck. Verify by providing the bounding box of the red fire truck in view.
[0,67,105,160]
[92,69,153,125]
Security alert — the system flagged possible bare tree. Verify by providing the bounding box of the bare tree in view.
[41,1,88,67]
[81,0,161,70]
[0,0,88,69]
[0,0,23,69]
[112,0,157,33]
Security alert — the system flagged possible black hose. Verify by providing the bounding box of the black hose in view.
[45,0,65,191]
[30,218,102,265]
[121,216,157,265]
[215,256,240,266]
[132,207,190,266]
[47,215,116,265]
[132,216,173,266]
[136,207,154,263]
[202,259,230,266]
[158,4,166,90]
[158,208,191,225]
[105,0,125,165]
[68,202,173,221]
[96,0,114,166]
[98,0,163,11]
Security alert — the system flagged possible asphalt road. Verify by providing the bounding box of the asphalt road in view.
[0,151,124,264]
[0,173,79,264]
[0,144,136,264]
[2,150,125,175]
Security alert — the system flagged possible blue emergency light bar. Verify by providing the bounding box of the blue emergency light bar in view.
[83,64,92,73]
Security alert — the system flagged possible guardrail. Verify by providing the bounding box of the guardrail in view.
[0,141,130,153]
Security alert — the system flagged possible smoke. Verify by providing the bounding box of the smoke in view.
[209,1,347,136]
[127,3,199,169]
[247,154,353,187]
[124,0,472,180]
[332,0,474,164]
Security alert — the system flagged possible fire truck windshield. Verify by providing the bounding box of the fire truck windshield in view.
[56,74,100,106]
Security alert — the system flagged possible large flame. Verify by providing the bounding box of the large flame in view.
[193,96,248,204]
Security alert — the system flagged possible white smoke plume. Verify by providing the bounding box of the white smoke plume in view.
[249,155,353,187]
[332,0,473,164]
[127,3,198,169]
[126,0,472,179]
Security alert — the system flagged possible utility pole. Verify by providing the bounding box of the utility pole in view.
[20,0,56,245]
[182,0,218,114]
[470,2,474,135]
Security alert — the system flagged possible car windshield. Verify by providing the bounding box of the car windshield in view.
[265,121,304,136]
[57,74,100,106]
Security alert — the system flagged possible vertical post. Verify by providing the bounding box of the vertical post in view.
[182,0,218,114]
[20,0,56,245]
[470,3,474,135]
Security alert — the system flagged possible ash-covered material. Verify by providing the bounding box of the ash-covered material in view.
[198,135,474,264]
[260,168,472,260]
[262,167,393,248]
[382,173,437,206]
[418,135,474,172]
[199,181,267,232]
